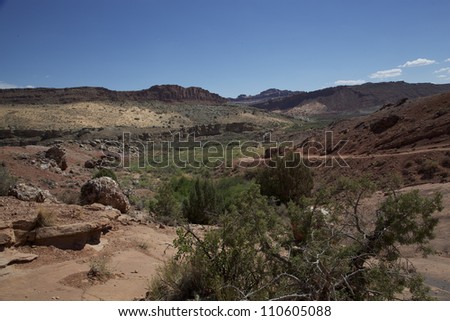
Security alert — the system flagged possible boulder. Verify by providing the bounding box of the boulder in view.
[34,223,105,250]
[45,145,68,170]
[12,219,37,245]
[80,177,130,213]
[8,183,54,203]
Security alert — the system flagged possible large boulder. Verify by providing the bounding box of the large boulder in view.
[8,183,54,203]
[45,145,68,170]
[34,223,104,250]
[80,177,130,213]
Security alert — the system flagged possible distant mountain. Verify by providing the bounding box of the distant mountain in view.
[250,82,450,117]
[230,88,301,105]
[0,85,227,105]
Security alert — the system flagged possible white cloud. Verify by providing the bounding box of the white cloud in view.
[25,85,35,89]
[0,81,18,89]
[446,58,450,62]
[399,58,436,68]
[434,67,450,74]
[334,79,366,86]
[369,68,402,79]
[437,75,448,79]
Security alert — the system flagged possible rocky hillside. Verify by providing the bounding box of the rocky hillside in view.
[319,92,450,154]
[252,82,450,117]
[0,84,227,105]
[230,88,301,105]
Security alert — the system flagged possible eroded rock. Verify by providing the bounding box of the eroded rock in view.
[8,184,55,203]
[45,145,68,170]
[34,222,106,250]
[80,177,130,213]
[0,234,12,251]
[0,251,38,268]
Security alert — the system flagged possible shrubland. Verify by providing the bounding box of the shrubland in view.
[146,154,442,300]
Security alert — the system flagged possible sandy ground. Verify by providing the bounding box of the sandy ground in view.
[0,223,179,301]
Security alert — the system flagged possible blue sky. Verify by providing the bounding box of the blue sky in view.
[1,0,450,97]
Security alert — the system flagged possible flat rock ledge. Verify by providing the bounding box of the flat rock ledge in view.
[0,251,38,269]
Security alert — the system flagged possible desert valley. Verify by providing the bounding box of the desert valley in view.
[1,81,450,300]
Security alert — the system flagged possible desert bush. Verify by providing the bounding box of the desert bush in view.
[0,165,17,196]
[88,256,112,282]
[36,209,57,227]
[148,183,283,300]
[58,189,80,205]
[418,160,440,179]
[93,168,117,182]
[257,151,313,204]
[148,178,442,301]
[150,182,182,226]
[129,195,154,211]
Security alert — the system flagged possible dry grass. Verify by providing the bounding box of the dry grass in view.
[35,209,57,227]
[88,256,112,282]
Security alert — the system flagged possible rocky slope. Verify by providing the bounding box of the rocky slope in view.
[300,92,450,187]
[252,82,450,117]
[317,91,450,154]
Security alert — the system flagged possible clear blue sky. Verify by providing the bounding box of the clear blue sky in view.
[1,0,450,97]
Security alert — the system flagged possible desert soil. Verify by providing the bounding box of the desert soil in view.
[1,142,449,300]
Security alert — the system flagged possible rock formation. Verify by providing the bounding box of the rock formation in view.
[80,177,130,213]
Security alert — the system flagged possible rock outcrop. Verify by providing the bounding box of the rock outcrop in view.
[34,223,105,250]
[0,234,12,251]
[1,210,113,250]
[369,115,401,134]
[80,177,130,213]
[8,184,55,203]
[45,145,68,170]
[0,250,38,268]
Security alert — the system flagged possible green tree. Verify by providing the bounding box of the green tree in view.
[152,181,182,225]
[257,151,313,204]
[182,178,221,224]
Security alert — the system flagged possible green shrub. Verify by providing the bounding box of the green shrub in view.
[148,183,283,300]
[257,151,313,204]
[418,160,440,180]
[216,176,251,211]
[148,178,442,301]
[182,178,221,224]
[151,182,182,226]
[93,168,117,182]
